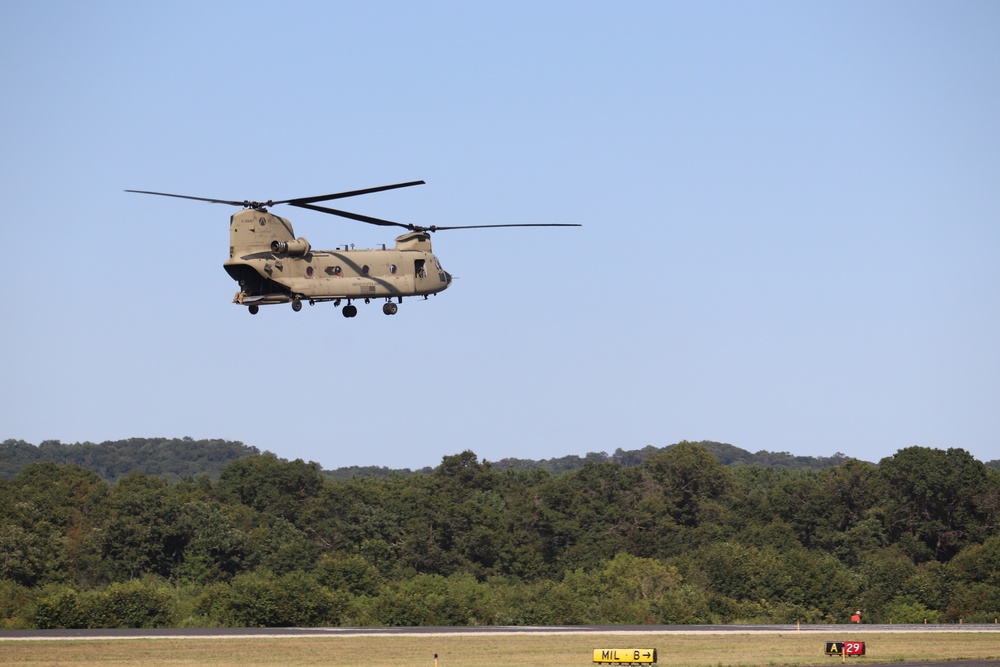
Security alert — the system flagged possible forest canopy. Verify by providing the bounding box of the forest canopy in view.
[0,441,998,629]
[0,437,905,483]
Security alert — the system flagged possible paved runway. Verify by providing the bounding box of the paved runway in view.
[2,623,999,641]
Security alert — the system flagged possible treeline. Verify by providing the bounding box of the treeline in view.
[1,443,998,628]
[1,438,881,485]
[490,441,855,474]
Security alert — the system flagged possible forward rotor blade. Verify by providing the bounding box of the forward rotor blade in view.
[289,202,412,229]
[127,181,425,210]
[279,180,425,206]
[124,190,246,206]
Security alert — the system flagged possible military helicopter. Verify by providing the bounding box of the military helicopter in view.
[126,181,579,317]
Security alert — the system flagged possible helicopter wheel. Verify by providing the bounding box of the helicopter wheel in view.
[292,298,302,312]
[248,304,259,315]
[382,302,398,316]
[343,304,358,318]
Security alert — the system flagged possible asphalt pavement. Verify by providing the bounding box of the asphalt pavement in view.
[2,623,999,640]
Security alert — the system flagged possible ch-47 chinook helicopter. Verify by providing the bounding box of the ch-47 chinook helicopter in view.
[126,181,580,318]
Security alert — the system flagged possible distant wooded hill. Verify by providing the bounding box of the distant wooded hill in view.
[2,437,997,483]
[0,438,259,482]
[488,441,856,475]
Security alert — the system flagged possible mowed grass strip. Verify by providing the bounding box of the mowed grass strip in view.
[1,632,998,666]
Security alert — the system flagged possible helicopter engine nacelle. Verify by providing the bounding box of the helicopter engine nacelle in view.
[271,237,311,256]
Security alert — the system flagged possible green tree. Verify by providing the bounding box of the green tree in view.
[0,524,48,586]
[944,534,1000,621]
[644,441,735,533]
[32,586,86,629]
[250,518,320,576]
[370,573,495,626]
[879,447,995,560]
[0,579,31,629]
[856,546,917,619]
[594,553,682,623]
[883,597,940,623]
[175,502,255,583]
[532,462,626,571]
[199,569,338,627]
[98,473,186,580]
[81,579,172,628]
[315,552,381,596]
[1,463,108,586]
[218,455,324,521]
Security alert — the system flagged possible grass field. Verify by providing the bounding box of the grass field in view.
[1,631,999,667]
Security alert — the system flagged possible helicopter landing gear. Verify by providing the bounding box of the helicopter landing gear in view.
[291,298,302,312]
[342,304,358,318]
[248,304,259,315]
[382,302,398,316]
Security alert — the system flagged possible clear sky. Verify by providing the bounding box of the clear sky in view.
[2,1,997,470]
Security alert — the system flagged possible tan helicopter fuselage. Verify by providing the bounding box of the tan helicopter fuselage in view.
[223,209,451,311]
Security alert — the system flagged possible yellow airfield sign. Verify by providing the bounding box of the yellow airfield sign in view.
[593,648,657,664]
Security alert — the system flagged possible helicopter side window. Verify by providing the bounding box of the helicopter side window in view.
[362,265,370,275]
[415,259,426,278]
[390,264,397,274]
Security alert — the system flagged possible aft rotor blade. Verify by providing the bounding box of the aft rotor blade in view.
[426,223,582,231]
[279,180,425,206]
[289,202,412,229]
[124,190,246,206]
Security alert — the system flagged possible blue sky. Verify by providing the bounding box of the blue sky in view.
[2,1,997,470]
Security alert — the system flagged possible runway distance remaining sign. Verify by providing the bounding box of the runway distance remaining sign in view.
[593,648,657,664]
[826,641,866,656]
